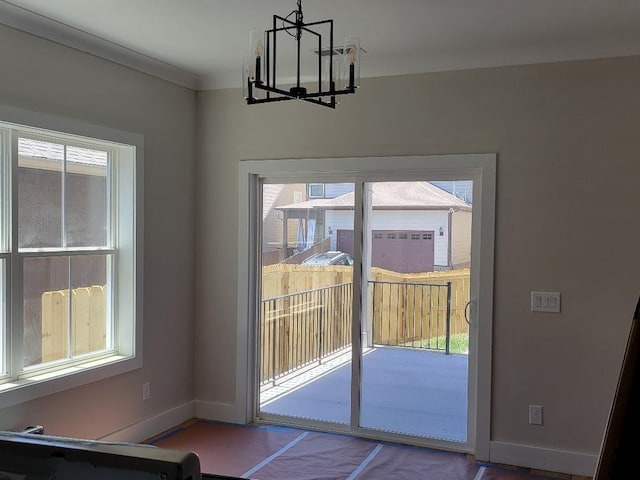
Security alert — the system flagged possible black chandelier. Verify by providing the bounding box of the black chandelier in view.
[244,0,361,109]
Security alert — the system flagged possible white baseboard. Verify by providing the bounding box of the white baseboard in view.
[98,401,195,443]
[93,403,598,477]
[195,400,246,424]
[490,441,597,477]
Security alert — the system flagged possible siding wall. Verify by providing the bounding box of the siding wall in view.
[262,183,306,251]
[325,210,352,250]
[451,210,472,268]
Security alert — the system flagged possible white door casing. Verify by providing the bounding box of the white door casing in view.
[237,154,496,459]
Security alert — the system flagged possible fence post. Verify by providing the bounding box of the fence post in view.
[370,282,375,347]
[318,302,324,366]
[272,302,277,387]
[445,282,452,355]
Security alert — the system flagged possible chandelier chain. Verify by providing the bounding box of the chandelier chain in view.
[283,0,304,40]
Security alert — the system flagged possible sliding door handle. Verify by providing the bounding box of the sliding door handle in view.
[464,301,473,326]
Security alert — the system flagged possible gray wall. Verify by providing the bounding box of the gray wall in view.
[2,16,638,466]
[0,24,196,439]
[195,56,640,457]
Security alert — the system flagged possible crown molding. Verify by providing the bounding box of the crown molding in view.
[0,0,200,90]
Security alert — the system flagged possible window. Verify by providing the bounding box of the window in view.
[0,113,141,407]
[308,183,325,198]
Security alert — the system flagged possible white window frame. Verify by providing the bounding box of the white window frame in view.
[0,105,143,408]
[307,183,325,198]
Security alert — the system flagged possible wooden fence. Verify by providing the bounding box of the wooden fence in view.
[40,266,470,380]
[262,264,470,338]
[368,268,470,341]
[41,285,106,363]
[260,265,470,384]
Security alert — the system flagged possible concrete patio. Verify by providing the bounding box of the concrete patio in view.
[260,347,468,443]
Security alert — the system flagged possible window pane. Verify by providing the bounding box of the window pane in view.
[259,182,354,425]
[24,256,69,367]
[0,259,5,374]
[70,255,110,356]
[361,181,473,441]
[24,254,110,368]
[0,132,7,252]
[66,147,108,247]
[18,138,63,248]
[308,184,324,197]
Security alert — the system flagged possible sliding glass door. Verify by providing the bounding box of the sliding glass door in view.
[240,155,495,456]
[358,181,472,442]
[258,182,355,427]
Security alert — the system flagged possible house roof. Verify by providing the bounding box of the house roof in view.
[17,138,108,176]
[19,138,108,167]
[262,184,284,220]
[277,182,471,212]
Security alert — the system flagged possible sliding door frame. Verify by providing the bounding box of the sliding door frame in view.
[237,154,496,460]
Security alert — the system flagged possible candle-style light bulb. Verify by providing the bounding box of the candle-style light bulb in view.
[348,47,355,88]
[342,36,360,89]
[249,29,264,85]
[255,40,264,84]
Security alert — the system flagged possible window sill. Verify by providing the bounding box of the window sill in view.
[0,354,141,409]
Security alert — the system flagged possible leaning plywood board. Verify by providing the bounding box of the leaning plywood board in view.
[594,295,640,479]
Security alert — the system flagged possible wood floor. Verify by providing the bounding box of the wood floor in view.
[148,420,592,480]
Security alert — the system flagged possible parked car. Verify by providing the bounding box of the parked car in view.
[302,251,353,266]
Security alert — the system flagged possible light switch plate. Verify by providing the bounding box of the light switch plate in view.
[531,291,561,313]
[529,404,543,425]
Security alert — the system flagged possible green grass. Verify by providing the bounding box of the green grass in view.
[401,333,469,354]
[440,333,469,354]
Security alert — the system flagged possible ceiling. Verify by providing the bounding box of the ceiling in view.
[1,0,640,91]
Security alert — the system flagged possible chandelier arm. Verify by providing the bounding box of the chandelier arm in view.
[254,83,296,98]
[329,19,333,99]
[247,96,294,105]
[296,19,332,28]
[303,97,336,109]
[254,81,354,99]
[271,16,333,33]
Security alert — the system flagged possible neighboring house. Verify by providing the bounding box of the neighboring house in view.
[276,182,472,273]
[262,183,307,256]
